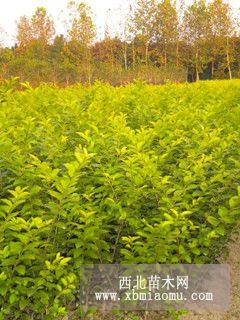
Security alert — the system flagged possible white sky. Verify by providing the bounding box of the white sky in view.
[0,0,239,46]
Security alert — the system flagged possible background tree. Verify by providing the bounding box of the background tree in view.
[16,16,33,48]
[155,0,180,68]
[31,7,55,45]
[117,7,131,70]
[14,7,55,84]
[1,0,240,85]
[208,0,236,79]
[183,0,210,81]
[68,1,96,45]
[131,0,157,65]
[67,1,96,84]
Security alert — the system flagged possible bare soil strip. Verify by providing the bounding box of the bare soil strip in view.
[181,234,240,320]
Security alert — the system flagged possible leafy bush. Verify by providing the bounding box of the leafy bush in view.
[0,79,240,318]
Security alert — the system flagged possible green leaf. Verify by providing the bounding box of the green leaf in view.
[9,293,18,304]
[16,265,26,275]
[9,242,22,255]
[0,272,7,281]
[59,257,71,266]
[218,207,234,223]
[206,215,219,226]
[19,298,28,310]
[229,196,240,209]
[215,226,225,236]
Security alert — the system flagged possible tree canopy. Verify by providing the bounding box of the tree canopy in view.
[0,0,239,85]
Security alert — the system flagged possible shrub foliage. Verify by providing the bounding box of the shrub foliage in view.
[0,79,240,318]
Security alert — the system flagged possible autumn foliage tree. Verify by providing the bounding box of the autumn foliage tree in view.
[0,0,239,85]
[208,0,236,79]
[16,16,33,48]
[31,7,55,45]
[183,0,210,81]
[131,0,157,65]
[16,7,55,48]
[67,1,96,83]
[155,0,180,67]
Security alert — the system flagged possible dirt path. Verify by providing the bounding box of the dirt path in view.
[181,234,240,320]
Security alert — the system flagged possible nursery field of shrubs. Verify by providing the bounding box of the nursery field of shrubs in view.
[0,79,240,319]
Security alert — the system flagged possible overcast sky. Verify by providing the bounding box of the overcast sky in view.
[0,0,239,46]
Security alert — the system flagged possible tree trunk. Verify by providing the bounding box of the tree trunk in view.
[124,43,127,70]
[226,38,232,80]
[196,65,200,81]
[211,60,214,79]
[176,41,179,67]
[226,51,232,80]
[66,75,69,86]
[195,50,199,81]
[227,61,232,79]
[87,66,91,86]
[145,42,149,66]
[132,42,136,69]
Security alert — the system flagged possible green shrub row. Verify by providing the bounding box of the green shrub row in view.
[0,79,240,319]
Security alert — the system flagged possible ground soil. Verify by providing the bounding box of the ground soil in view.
[181,234,240,320]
